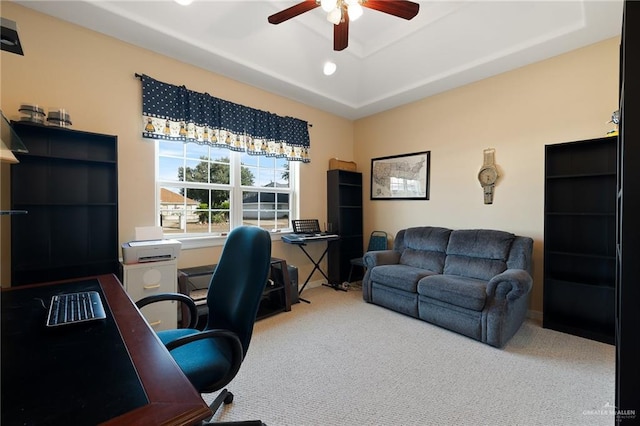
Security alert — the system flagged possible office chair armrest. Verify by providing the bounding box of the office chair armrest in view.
[165,329,245,393]
[135,293,199,329]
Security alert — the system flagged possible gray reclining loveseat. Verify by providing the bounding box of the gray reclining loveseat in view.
[362,226,534,347]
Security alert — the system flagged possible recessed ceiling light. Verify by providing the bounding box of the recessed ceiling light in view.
[174,0,193,5]
[323,61,337,76]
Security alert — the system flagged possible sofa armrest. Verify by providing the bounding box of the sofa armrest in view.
[362,249,400,303]
[363,249,401,268]
[485,269,533,347]
[486,269,532,301]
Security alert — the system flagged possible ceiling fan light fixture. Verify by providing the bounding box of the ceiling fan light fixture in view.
[320,0,337,12]
[327,8,342,25]
[348,2,363,21]
[267,0,420,51]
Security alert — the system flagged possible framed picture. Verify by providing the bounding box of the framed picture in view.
[371,151,430,200]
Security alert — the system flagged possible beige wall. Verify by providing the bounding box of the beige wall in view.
[1,3,620,315]
[0,2,353,287]
[354,38,620,313]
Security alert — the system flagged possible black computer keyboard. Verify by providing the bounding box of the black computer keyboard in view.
[46,291,107,327]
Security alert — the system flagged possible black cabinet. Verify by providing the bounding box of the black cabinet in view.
[327,170,363,284]
[10,122,119,285]
[616,1,640,418]
[543,137,616,344]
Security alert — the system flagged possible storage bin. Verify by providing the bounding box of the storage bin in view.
[329,158,357,171]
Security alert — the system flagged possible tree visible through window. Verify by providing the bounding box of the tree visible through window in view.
[157,140,294,238]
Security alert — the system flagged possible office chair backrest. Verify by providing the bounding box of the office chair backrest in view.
[368,231,388,252]
[206,226,272,354]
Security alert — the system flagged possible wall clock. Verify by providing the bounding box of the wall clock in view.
[478,148,499,204]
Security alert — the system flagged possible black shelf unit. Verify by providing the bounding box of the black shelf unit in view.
[543,137,616,344]
[10,122,119,285]
[177,258,292,328]
[616,1,640,419]
[327,170,363,284]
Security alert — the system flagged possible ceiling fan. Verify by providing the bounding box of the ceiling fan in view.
[268,0,420,51]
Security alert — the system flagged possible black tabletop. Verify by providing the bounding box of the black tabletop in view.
[1,279,148,426]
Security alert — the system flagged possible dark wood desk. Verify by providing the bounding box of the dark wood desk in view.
[1,274,211,425]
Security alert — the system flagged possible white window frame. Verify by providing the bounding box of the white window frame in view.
[155,140,299,249]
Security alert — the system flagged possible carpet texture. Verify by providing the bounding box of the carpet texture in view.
[207,286,614,425]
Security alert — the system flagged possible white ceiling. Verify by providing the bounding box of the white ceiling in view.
[16,0,623,120]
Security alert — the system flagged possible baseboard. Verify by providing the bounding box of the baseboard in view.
[298,279,324,292]
[527,309,543,324]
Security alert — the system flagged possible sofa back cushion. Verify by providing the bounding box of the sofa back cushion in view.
[398,227,451,273]
[444,229,515,281]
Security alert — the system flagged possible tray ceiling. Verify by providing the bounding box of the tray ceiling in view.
[17,1,623,119]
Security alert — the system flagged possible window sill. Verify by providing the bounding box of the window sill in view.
[175,231,293,250]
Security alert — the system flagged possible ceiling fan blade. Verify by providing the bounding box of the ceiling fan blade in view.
[268,0,320,24]
[334,15,349,51]
[362,0,420,20]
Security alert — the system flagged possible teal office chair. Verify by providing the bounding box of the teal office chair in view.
[136,226,272,425]
[346,231,387,284]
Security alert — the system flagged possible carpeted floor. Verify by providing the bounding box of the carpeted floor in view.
[207,286,615,426]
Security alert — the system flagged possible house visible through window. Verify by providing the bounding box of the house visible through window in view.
[157,140,296,238]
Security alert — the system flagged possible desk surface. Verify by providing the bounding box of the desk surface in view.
[1,274,210,426]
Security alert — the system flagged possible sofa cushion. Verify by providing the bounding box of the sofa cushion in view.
[418,296,482,340]
[372,283,419,318]
[370,264,437,293]
[400,248,446,273]
[398,227,451,273]
[417,274,488,311]
[444,229,515,281]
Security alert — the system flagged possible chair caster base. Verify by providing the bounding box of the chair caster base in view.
[201,390,263,426]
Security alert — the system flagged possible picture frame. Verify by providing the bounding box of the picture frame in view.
[370,151,430,200]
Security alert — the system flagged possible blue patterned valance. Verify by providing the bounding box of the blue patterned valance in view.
[138,74,310,162]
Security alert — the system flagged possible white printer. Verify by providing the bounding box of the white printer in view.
[121,239,182,264]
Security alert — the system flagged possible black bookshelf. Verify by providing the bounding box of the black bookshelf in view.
[10,122,119,285]
[543,137,616,344]
[327,170,363,284]
[616,1,640,420]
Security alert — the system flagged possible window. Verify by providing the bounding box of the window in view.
[156,140,296,241]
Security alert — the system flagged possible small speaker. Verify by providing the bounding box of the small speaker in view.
[288,265,299,304]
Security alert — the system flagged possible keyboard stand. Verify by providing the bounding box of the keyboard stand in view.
[282,235,340,303]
